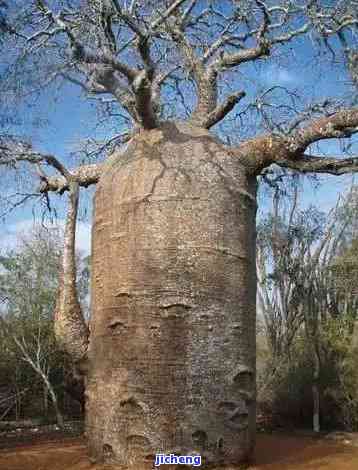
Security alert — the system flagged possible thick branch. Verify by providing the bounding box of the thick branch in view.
[110,0,153,70]
[287,108,358,154]
[213,42,270,71]
[171,28,218,124]
[277,154,358,175]
[236,107,358,175]
[209,6,310,73]
[132,70,158,129]
[1,137,103,193]
[202,91,245,129]
[111,0,144,38]
[236,134,358,178]
[39,163,103,193]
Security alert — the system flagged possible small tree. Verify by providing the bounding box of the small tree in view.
[0,225,89,425]
[257,185,358,431]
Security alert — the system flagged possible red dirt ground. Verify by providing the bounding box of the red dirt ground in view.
[1,433,358,469]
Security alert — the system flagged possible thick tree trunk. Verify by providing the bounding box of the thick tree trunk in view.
[86,122,257,468]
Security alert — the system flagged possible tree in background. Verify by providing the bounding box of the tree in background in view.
[0,1,358,466]
[257,185,358,432]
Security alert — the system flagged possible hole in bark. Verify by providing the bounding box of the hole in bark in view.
[218,401,237,413]
[217,437,224,451]
[160,303,191,318]
[102,443,114,459]
[232,365,254,388]
[114,291,132,298]
[232,365,254,382]
[108,319,126,331]
[192,430,208,448]
[229,411,249,430]
[119,396,144,413]
[199,313,209,319]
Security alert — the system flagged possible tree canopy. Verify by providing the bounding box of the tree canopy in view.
[0,0,357,208]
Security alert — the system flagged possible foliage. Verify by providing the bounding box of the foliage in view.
[0,225,88,422]
[257,185,358,431]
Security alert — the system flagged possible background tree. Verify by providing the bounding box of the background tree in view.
[0,226,89,425]
[0,1,358,467]
[257,185,358,432]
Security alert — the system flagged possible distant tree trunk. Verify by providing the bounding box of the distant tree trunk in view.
[86,122,257,466]
[48,385,64,429]
[41,373,64,429]
[302,293,321,434]
[352,320,358,348]
[63,367,85,414]
[312,343,321,433]
[43,385,49,416]
[14,381,20,421]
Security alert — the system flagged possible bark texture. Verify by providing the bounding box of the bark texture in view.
[86,122,257,468]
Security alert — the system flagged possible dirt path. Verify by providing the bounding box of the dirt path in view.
[0,433,358,469]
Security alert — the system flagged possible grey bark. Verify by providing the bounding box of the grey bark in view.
[86,122,257,466]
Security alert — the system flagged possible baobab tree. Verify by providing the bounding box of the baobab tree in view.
[1,0,358,467]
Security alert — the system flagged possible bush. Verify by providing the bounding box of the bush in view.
[257,318,358,431]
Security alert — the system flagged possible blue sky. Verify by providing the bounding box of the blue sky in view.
[1,3,357,255]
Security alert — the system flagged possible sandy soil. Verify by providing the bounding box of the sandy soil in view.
[1,433,358,470]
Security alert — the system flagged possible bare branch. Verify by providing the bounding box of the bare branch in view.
[111,0,144,37]
[239,107,358,175]
[202,91,246,129]
[151,0,188,30]
[277,154,358,175]
[0,139,71,179]
[213,43,270,71]
[179,0,198,28]
[211,0,271,72]
[35,0,138,82]
[271,23,310,45]
[39,163,103,193]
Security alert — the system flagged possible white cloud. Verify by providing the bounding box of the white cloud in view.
[262,66,297,85]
